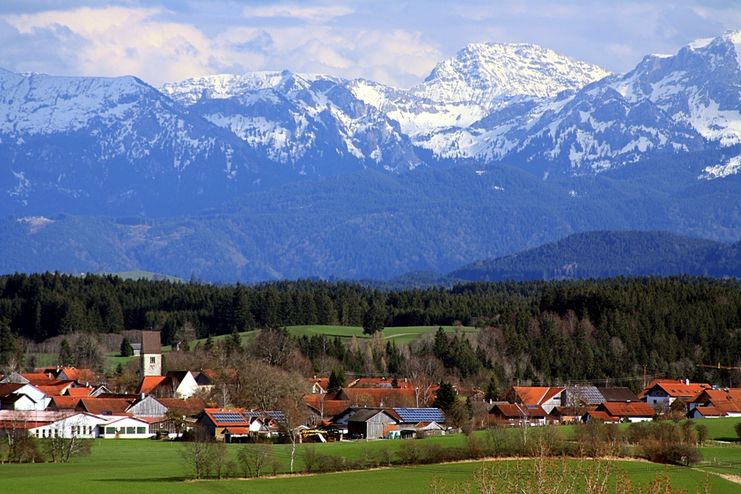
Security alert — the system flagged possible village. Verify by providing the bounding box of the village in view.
[1,331,739,445]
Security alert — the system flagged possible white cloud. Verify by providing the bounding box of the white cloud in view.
[245,3,353,23]
[0,5,440,87]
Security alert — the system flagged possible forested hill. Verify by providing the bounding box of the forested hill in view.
[450,231,741,282]
[0,274,739,384]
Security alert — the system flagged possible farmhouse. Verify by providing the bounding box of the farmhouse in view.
[0,382,51,411]
[505,386,564,413]
[589,402,654,423]
[689,388,741,418]
[640,379,711,410]
[489,403,548,426]
[99,416,154,439]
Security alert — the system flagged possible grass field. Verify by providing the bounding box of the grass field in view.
[34,325,479,372]
[285,324,478,345]
[1,438,738,494]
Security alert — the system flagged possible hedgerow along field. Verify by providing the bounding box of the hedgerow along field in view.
[2,427,740,494]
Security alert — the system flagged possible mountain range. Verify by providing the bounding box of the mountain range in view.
[0,32,739,281]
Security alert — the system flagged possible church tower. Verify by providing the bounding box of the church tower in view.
[140,331,162,376]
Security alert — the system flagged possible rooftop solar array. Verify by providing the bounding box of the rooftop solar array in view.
[243,410,286,423]
[211,412,246,423]
[566,386,605,405]
[393,408,445,423]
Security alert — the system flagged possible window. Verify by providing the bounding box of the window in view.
[106,427,116,434]
[150,357,156,364]
[137,427,146,434]
[126,426,135,434]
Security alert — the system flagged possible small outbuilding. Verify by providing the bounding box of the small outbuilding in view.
[347,408,398,439]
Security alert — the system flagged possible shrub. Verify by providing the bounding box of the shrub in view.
[735,421,741,440]
[695,424,708,445]
[640,440,701,466]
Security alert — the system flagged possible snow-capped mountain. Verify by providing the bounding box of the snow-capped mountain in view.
[1,32,740,216]
[0,70,258,214]
[420,31,741,174]
[414,43,609,104]
[163,70,422,174]
[348,43,609,138]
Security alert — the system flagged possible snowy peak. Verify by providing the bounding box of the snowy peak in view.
[414,43,609,105]
[161,71,341,106]
[0,70,164,135]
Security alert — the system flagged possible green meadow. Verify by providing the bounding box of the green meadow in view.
[2,429,740,494]
[36,325,479,372]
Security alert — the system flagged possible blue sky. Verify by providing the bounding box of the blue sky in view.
[1,1,739,87]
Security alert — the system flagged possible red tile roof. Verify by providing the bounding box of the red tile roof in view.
[202,408,249,427]
[511,386,564,406]
[79,398,135,415]
[694,406,726,417]
[0,383,24,397]
[640,379,711,399]
[59,368,98,384]
[36,381,74,396]
[49,396,82,409]
[490,403,548,419]
[587,410,619,422]
[693,389,741,414]
[67,387,94,397]
[20,373,59,385]
[597,401,654,418]
[136,376,169,395]
[303,395,351,417]
[337,387,416,408]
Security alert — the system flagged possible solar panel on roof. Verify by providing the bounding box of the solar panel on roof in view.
[211,412,245,423]
[393,408,445,423]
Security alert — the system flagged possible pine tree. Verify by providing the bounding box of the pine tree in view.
[58,339,73,366]
[433,381,457,413]
[120,337,134,357]
[328,368,345,391]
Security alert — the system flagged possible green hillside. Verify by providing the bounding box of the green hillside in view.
[451,231,740,281]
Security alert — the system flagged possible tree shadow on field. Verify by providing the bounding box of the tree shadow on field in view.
[95,476,186,483]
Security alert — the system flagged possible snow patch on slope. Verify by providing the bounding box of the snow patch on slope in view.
[699,155,741,180]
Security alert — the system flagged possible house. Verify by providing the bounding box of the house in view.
[690,388,741,418]
[585,410,621,424]
[489,403,548,426]
[0,383,51,411]
[127,395,205,419]
[0,410,73,435]
[200,409,256,441]
[29,412,108,439]
[135,371,200,399]
[347,408,398,439]
[689,406,727,419]
[591,402,654,423]
[640,379,711,410]
[98,416,155,439]
[506,386,565,413]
